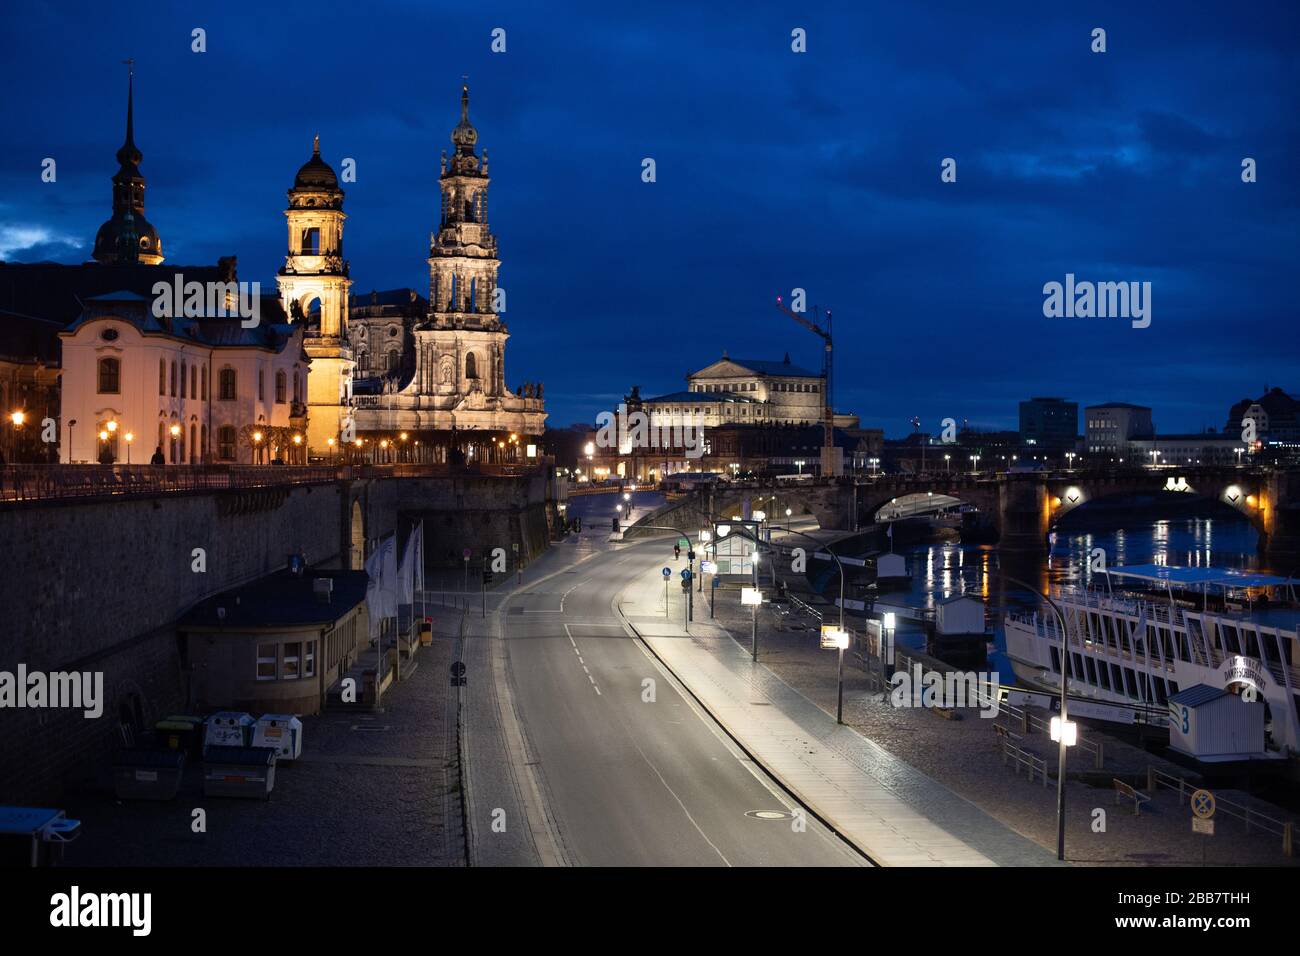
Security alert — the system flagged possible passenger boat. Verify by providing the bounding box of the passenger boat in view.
[1003,565,1300,756]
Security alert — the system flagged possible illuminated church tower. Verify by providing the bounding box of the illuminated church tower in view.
[277,137,354,455]
[354,83,545,459]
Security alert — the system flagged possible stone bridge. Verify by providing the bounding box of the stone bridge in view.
[653,467,1300,561]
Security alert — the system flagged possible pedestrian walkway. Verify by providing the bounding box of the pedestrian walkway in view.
[619,557,1057,866]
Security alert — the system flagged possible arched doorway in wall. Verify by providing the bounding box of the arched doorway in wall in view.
[350,499,365,570]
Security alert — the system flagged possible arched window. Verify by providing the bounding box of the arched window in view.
[219,367,237,400]
[217,425,237,461]
[200,424,207,462]
[189,423,197,463]
[387,350,399,372]
[293,370,301,403]
[158,358,166,395]
[258,368,265,401]
[465,352,477,380]
[180,360,187,399]
[275,370,287,404]
[358,351,369,373]
[157,421,165,455]
[97,357,120,394]
[201,366,208,400]
[190,364,197,399]
[170,361,177,397]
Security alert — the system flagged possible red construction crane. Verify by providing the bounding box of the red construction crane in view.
[774,296,837,475]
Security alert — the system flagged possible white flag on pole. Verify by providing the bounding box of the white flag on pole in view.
[398,525,421,605]
[364,534,399,637]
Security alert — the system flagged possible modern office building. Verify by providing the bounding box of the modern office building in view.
[1018,397,1077,453]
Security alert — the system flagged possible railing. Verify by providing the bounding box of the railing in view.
[1148,766,1294,856]
[995,725,1048,786]
[0,461,552,502]
[0,464,339,502]
[995,694,1105,769]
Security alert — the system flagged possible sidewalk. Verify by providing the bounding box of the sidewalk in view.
[619,560,1057,866]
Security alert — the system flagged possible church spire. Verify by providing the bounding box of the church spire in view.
[93,61,163,265]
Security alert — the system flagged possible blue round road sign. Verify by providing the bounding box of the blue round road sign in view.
[681,569,693,580]
[662,567,672,578]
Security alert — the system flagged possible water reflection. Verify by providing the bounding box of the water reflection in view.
[870,516,1261,684]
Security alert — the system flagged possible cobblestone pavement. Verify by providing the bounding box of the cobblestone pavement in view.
[64,616,466,867]
[706,587,1298,867]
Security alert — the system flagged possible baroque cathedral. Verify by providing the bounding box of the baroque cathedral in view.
[344,84,547,458]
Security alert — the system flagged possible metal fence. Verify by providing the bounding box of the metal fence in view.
[0,464,339,502]
[1148,766,1294,856]
[0,461,552,503]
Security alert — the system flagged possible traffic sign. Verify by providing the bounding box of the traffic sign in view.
[687,550,696,562]
[700,560,717,574]
[680,568,692,580]
[677,537,690,549]
[1192,817,1215,835]
[449,661,467,687]
[462,549,471,560]
[662,567,672,579]
[1191,789,1216,820]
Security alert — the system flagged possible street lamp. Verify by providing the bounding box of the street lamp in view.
[293,433,303,464]
[969,454,980,474]
[944,453,950,473]
[992,570,1073,861]
[1066,452,1075,470]
[869,457,880,476]
[124,431,134,464]
[9,410,25,463]
[250,429,262,464]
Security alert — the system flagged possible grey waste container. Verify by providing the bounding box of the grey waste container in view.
[113,748,186,801]
[202,746,278,800]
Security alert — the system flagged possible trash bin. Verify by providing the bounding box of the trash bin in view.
[204,712,255,748]
[112,749,186,801]
[156,715,205,758]
[419,619,433,646]
[251,715,303,761]
[202,746,278,800]
[0,807,81,867]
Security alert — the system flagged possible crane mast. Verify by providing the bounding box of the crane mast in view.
[775,296,840,476]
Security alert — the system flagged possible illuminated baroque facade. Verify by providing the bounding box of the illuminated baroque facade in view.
[276,137,355,457]
[353,85,545,454]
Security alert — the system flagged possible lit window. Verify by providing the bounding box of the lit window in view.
[256,644,277,681]
[283,642,301,679]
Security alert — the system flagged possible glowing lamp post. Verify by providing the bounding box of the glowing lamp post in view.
[821,626,851,723]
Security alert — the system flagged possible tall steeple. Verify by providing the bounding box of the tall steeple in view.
[430,81,497,326]
[93,61,164,265]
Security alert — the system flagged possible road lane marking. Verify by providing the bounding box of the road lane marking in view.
[564,624,601,696]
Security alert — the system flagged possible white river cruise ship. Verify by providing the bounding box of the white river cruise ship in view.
[1003,565,1300,757]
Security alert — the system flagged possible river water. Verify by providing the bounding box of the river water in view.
[883,516,1265,682]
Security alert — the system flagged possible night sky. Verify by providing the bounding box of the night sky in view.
[2,1,1296,433]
